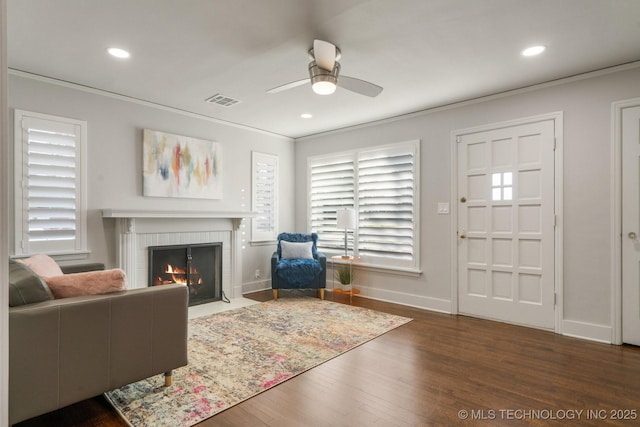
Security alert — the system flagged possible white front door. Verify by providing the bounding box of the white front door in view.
[622,105,640,346]
[457,119,556,329]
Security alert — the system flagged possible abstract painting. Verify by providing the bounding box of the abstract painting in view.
[143,129,222,199]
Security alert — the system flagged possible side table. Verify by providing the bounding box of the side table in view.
[331,255,360,303]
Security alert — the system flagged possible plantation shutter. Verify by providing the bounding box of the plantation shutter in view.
[308,140,419,270]
[309,155,355,252]
[357,145,416,263]
[15,111,86,255]
[251,152,278,242]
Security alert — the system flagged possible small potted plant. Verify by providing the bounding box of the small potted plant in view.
[335,264,354,291]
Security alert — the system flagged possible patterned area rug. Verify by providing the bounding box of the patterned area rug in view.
[105,297,411,426]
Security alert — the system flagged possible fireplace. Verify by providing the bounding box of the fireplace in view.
[148,242,222,306]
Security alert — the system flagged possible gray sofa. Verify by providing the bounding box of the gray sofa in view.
[9,260,189,425]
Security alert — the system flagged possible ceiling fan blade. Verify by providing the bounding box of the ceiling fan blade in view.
[338,76,383,97]
[266,78,310,94]
[314,39,336,71]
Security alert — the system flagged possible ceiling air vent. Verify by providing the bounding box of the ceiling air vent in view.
[205,93,240,107]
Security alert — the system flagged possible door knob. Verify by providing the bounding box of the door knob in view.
[460,197,467,203]
[459,229,466,239]
[629,232,637,240]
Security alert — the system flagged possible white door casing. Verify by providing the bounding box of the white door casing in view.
[456,118,556,330]
[621,104,640,346]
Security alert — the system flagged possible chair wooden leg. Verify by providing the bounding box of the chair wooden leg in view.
[273,289,278,300]
[319,289,325,300]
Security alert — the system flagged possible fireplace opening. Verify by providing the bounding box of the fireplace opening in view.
[148,242,222,306]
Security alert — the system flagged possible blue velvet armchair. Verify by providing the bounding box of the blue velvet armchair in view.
[271,233,326,300]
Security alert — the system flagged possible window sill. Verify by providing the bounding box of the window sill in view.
[250,240,277,247]
[13,250,91,263]
[338,260,422,278]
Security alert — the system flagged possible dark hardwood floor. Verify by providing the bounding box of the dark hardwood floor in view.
[15,290,640,426]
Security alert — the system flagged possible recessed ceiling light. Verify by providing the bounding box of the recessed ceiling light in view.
[107,47,131,59]
[301,113,313,119]
[521,45,546,57]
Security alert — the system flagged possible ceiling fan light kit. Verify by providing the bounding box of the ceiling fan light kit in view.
[267,39,383,98]
[309,61,340,95]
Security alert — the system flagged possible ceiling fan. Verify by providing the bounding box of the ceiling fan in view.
[267,40,383,97]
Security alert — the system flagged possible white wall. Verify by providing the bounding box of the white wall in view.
[8,73,294,286]
[294,65,640,341]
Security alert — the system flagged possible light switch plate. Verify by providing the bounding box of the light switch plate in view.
[437,202,449,214]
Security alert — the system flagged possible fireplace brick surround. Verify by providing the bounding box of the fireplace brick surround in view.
[102,210,256,299]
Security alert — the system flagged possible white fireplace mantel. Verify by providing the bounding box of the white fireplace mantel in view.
[101,209,257,231]
[102,209,257,298]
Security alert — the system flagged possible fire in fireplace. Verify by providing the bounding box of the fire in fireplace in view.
[148,242,222,306]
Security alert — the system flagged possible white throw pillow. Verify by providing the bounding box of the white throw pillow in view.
[280,241,314,259]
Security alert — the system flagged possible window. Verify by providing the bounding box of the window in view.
[492,172,513,201]
[251,151,278,242]
[309,140,419,270]
[14,110,87,256]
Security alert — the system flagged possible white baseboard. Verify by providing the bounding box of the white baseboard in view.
[350,285,451,313]
[561,319,613,344]
[240,281,451,313]
[241,279,270,295]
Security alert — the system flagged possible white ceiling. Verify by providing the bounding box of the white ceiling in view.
[8,0,640,139]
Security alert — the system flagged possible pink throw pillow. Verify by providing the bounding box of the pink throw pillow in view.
[17,253,63,277]
[44,269,127,299]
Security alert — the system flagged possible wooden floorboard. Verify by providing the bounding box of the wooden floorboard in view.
[15,290,640,426]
